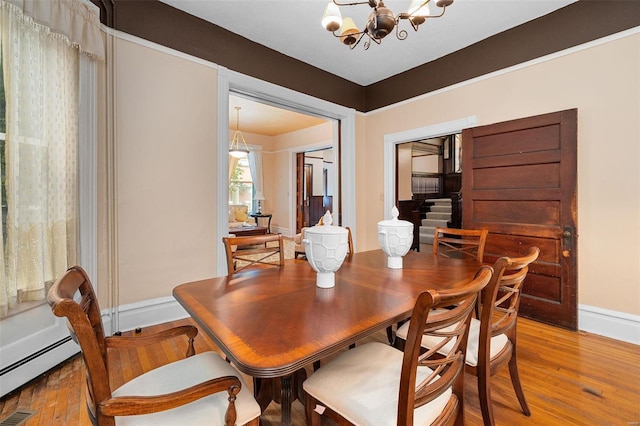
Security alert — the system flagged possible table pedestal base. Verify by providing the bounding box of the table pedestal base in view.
[254,369,307,426]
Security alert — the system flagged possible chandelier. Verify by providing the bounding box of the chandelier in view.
[321,0,453,50]
[229,106,250,158]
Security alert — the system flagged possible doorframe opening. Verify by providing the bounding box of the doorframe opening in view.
[383,116,477,220]
[216,67,356,274]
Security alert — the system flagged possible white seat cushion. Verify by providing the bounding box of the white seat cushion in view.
[113,352,261,425]
[303,342,452,426]
[395,310,509,367]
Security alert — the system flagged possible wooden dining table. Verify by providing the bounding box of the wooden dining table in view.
[173,249,481,426]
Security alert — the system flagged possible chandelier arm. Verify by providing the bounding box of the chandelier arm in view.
[368,33,382,45]
[351,30,369,50]
[396,26,409,40]
[330,28,369,40]
[415,7,448,20]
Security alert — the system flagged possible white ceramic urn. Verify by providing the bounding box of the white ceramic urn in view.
[303,211,349,288]
[378,206,414,269]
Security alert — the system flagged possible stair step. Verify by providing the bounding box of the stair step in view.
[430,205,452,213]
[419,228,435,244]
[420,225,435,235]
[431,198,453,205]
[420,234,435,244]
[426,212,451,221]
[422,218,449,227]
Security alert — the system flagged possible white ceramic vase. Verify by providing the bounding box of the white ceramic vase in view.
[378,206,414,269]
[303,211,349,288]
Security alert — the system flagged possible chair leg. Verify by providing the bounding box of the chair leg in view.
[477,367,495,426]
[386,325,394,345]
[508,351,531,416]
[305,394,322,426]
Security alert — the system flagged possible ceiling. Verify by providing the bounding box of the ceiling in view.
[161,0,577,136]
[229,94,327,136]
[160,0,576,86]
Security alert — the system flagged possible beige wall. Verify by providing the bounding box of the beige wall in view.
[114,38,218,305]
[359,33,640,316]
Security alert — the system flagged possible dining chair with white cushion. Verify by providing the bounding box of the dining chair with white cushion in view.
[395,246,540,426]
[47,266,262,426]
[303,266,493,426]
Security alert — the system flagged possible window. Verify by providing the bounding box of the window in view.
[0,0,102,317]
[229,154,254,209]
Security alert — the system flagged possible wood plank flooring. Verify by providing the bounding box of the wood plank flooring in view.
[1,317,638,425]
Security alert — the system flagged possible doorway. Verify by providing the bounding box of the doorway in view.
[217,69,356,274]
[296,148,335,231]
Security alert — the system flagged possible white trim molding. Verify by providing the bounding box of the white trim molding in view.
[579,305,640,345]
[111,297,190,335]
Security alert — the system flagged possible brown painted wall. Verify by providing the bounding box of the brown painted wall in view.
[95,0,640,112]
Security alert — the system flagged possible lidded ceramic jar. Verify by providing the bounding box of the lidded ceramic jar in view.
[303,211,349,288]
[378,206,414,269]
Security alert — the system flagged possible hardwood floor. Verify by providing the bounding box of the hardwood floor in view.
[1,317,638,425]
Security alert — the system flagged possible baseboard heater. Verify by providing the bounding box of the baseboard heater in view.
[0,336,73,377]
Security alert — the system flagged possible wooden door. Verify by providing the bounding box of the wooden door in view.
[462,109,577,329]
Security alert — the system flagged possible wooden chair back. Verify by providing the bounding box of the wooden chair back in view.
[433,227,489,262]
[398,265,493,425]
[223,233,285,276]
[478,246,540,356]
[47,266,114,423]
[345,226,354,256]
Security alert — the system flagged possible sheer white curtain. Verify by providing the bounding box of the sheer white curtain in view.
[247,149,263,203]
[0,0,103,316]
[228,155,239,182]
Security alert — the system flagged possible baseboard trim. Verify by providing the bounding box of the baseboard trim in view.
[0,338,78,397]
[113,296,190,334]
[104,298,640,345]
[579,304,640,345]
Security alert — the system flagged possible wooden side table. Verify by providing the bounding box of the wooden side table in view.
[250,213,272,233]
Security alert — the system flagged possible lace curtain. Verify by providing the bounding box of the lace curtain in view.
[0,0,102,316]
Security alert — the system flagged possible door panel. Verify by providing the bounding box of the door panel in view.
[462,109,577,329]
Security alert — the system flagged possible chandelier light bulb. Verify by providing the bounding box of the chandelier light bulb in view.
[408,0,430,26]
[340,17,359,45]
[322,2,343,31]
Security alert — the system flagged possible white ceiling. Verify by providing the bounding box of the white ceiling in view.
[159,0,577,136]
[160,0,577,86]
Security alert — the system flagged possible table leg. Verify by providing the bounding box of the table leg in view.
[280,375,293,426]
